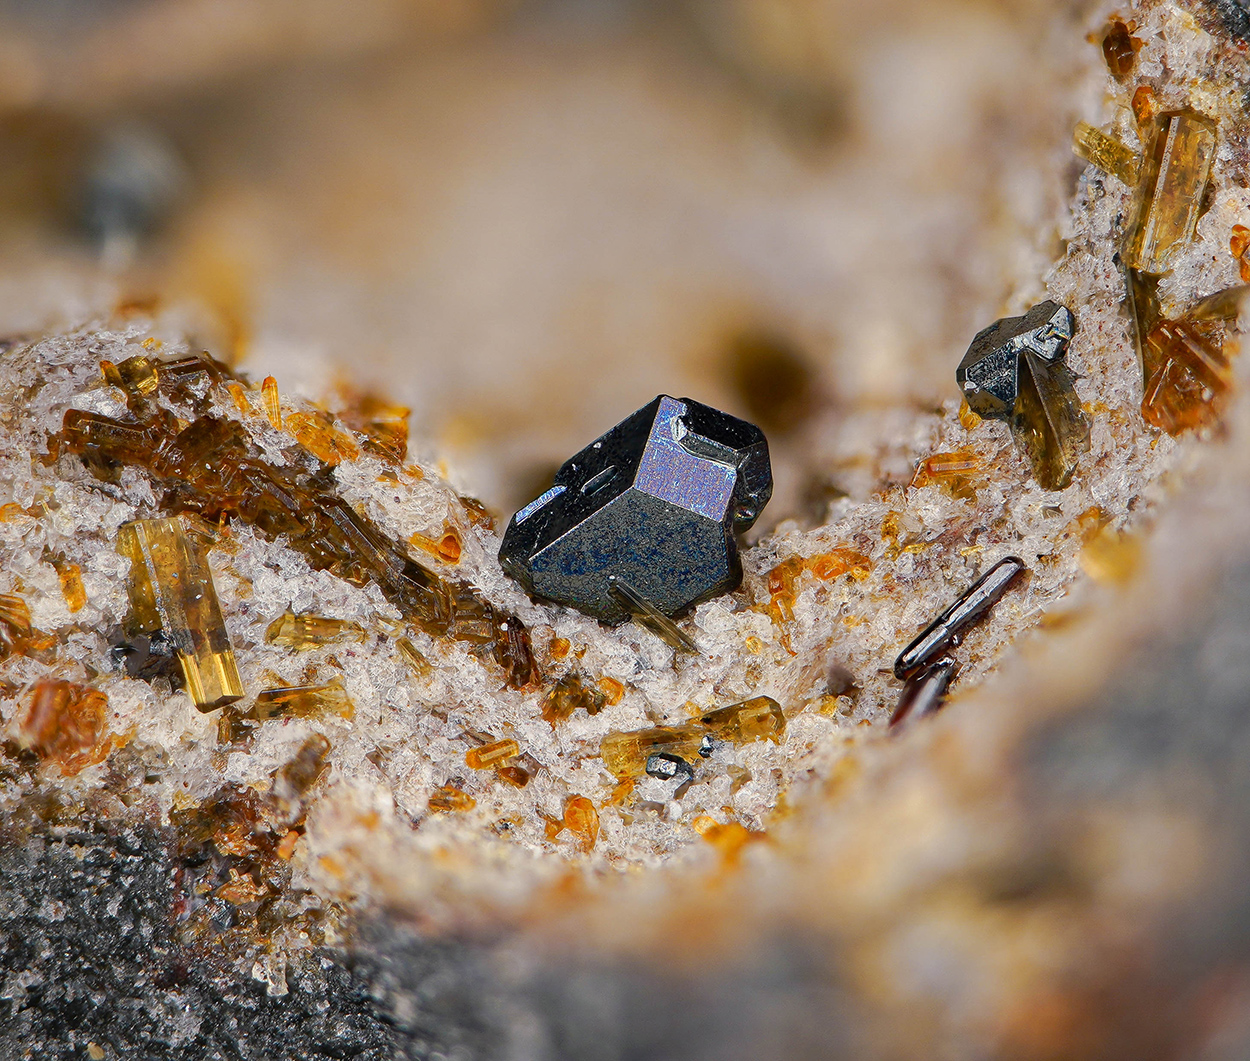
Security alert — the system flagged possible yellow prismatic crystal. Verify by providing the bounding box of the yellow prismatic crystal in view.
[52,558,87,613]
[1126,112,1217,273]
[396,636,433,677]
[599,695,785,777]
[249,678,354,721]
[465,738,519,770]
[261,376,282,429]
[117,517,243,711]
[1073,121,1141,186]
[265,609,366,650]
[1188,284,1250,322]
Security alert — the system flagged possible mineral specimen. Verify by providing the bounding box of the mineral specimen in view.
[894,556,1025,680]
[956,301,1089,489]
[540,672,608,725]
[54,358,537,688]
[465,738,519,770]
[1101,18,1139,80]
[18,679,111,776]
[116,516,244,711]
[599,695,784,777]
[498,395,771,625]
[249,679,355,721]
[1125,112,1217,274]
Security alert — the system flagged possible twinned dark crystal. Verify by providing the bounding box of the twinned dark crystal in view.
[499,395,771,626]
[957,301,1089,490]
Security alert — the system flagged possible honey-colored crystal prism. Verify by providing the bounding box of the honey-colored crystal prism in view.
[117,517,243,711]
[1073,121,1141,186]
[1140,319,1231,435]
[249,678,355,721]
[265,609,366,650]
[600,695,784,777]
[428,783,475,813]
[465,738,519,770]
[1125,112,1217,273]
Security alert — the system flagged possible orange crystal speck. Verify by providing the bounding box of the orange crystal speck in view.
[466,738,519,770]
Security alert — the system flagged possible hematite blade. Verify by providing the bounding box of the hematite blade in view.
[499,396,772,625]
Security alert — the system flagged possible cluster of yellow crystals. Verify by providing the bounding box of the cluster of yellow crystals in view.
[599,695,785,778]
[117,516,244,711]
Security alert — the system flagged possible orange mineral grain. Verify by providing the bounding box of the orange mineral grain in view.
[53,559,87,612]
[1141,319,1232,435]
[21,679,111,776]
[465,738,519,770]
[261,376,282,429]
[552,795,599,851]
[428,783,475,813]
[284,410,361,467]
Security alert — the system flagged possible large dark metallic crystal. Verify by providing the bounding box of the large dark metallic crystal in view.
[499,395,771,624]
[956,300,1089,490]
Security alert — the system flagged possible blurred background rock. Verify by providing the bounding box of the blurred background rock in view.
[0,0,1082,523]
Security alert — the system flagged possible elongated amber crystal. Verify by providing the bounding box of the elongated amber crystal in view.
[117,517,243,711]
[465,738,519,770]
[599,695,784,777]
[53,559,87,612]
[265,609,366,649]
[1073,121,1141,186]
[1126,112,1217,273]
[395,636,433,677]
[911,449,983,500]
[249,678,354,721]
[1188,285,1250,322]
[101,355,160,399]
[284,410,360,467]
[261,376,282,429]
[1141,320,1231,434]
[1011,352,1089,490]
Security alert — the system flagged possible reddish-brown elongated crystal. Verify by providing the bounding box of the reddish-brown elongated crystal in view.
[52,361,538,688]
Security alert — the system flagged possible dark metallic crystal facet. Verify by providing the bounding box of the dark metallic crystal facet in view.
[957,300,1089,490]
[499,395,772,625]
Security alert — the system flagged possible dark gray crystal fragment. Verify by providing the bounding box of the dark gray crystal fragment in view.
[956,301,1074,419]
[499,395,772,624]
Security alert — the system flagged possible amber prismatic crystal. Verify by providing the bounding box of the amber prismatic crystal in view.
[546,795,599,851]
[265,609,366,650]
[428,783,475,813]
[1073,122,1141,186]
[117,516,244,711]
[249,678,355,721]
[1125,112,1217,273]
[1140,319,1232,434]
[910,450,983,501]
[465,738,519,770]
[600,695,784,777]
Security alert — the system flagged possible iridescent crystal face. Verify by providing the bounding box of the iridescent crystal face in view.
[498,395,772,624]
